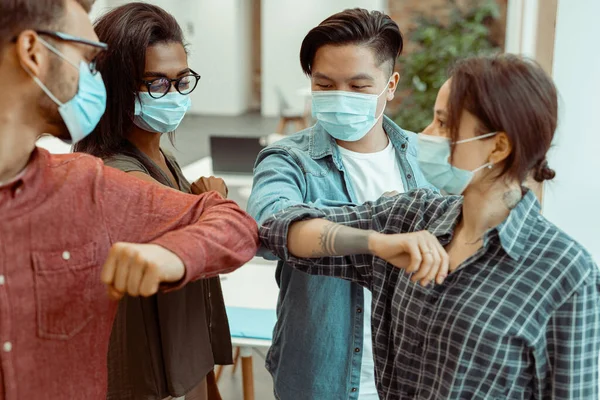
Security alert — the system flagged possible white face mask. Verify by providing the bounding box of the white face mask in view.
[417,131,497,195]
[311,82,390,142]
[133,92,192,134]
[25,37,107,144]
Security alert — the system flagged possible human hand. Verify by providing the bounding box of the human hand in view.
[369,231,449,286]
[191,176,228,198]
[101,243,185,300]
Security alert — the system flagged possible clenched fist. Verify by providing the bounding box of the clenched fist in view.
[191,176,228,198]
[101,243,185,300]
[369,230,449,286]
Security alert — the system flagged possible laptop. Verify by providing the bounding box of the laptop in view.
[210,136,265,175]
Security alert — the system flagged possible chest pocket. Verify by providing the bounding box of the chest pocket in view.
[32,242,104,340]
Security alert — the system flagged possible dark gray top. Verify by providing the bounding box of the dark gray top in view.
[104,144,232,400]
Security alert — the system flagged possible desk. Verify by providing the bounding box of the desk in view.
[182,156,254,186]
[182,156,254,211]
[218,258,278,400]
[184,159,278,400]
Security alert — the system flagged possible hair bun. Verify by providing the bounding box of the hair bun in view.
[533,158,556,182]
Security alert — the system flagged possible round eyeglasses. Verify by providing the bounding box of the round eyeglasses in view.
[141,70,201,99]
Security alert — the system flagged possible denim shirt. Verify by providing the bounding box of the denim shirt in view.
[247,116,434,400]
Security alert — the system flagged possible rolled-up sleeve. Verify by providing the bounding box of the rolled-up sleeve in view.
[259,199,394,288]
[99,164,259,287]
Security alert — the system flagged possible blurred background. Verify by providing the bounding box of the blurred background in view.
[90,0,511,130]
[39,0,598,398]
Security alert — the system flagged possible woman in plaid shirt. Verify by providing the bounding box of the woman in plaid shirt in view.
[259,54,599,399]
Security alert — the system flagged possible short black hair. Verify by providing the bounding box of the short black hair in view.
[0,0,94,57]
[74,2,185,158]
[300,8,403,76]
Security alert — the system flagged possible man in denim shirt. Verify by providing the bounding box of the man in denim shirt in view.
[248,9,434,400]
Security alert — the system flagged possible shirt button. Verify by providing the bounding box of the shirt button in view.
[407,174,413,180]
[351,388,357,392]
[62,251,71,261]
[354,347,360,353]
[3,342,12,352]
[401,144,406,149]
[357,308,362,314]
[0,275,5,285]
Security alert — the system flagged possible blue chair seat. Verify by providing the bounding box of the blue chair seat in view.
[226,307,276,341]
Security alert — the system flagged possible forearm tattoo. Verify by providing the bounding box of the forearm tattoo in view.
[312,222,371,257]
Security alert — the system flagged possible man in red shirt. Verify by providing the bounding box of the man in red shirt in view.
[0,0,259,398]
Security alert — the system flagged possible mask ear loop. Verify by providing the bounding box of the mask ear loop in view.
[374,78,395,121]
[454,131,498,145]
[37,37,80,70]
[454,131,498,173]
[21,36,82,107]
[469,161,495,178]
[20,61,64,107]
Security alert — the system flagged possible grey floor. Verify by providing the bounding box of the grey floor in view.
[166,113,278,400]
[216,349,276,400]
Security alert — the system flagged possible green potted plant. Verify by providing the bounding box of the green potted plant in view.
[394,0,502,132]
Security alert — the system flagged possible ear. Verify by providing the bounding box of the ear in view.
[387,71,400,101]
[489,132,512,165]
[15,30,48,79]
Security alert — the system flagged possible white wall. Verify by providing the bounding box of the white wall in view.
[89,0,252,116]
[239,0,254,114]
[261,0,387,117]
[505,0,539,57]
[89,0,109,20]
[154,0,250,115]
[544,0,600,263]
[145,0,253,116]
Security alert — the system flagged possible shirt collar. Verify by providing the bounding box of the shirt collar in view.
[308,116,412,165]
[0,167,28,188]
[0,148,49,212]
[427,190,541,261]
[495,189,540,261]
[428,196,463,243]
[0,150,39,189]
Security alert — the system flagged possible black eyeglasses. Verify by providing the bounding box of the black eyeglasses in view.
[38,31,107,75]
[12,30,108,74]
[141,70,201,99]
[35,30,108,50]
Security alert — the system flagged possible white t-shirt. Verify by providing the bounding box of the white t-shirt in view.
[338,140,405,399]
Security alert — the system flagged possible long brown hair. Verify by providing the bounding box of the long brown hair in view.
[73,2,185,158]
[447,54,558,183]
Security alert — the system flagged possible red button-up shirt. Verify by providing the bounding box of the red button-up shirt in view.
[0,148,259,399]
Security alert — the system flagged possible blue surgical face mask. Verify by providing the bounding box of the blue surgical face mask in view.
[25,37,107,144]
[311,82,390,142]
[417,132,497,195]
[133,92,191,134]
